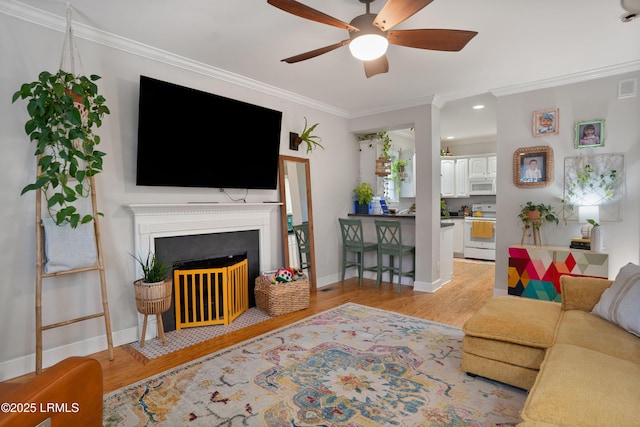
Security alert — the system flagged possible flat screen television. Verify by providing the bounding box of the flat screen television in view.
[136,76,283,189]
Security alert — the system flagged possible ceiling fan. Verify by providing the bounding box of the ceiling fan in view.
[267,0,478,78]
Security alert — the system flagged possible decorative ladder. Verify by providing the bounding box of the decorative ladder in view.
[35,174,114,374]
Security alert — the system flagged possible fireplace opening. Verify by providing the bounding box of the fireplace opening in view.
[155,230,260,331]
[173,254,248,330]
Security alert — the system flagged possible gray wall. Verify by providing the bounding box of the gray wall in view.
[494,71,640,293]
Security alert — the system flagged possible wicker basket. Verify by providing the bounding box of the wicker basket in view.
[255,275,309,316]
[134,279,172,315]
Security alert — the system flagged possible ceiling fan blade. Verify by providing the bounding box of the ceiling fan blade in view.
[364,55,389,78]
[373,0,434,31]
[268,0,358,31]
[282,40,350,63]
[388,29,478,51]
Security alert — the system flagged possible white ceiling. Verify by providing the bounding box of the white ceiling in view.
[5,0,640,142]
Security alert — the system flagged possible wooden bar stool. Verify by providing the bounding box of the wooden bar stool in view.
[374,220,415,293]
[339,218,378,286]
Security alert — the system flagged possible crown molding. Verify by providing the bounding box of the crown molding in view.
[491,60,640,97]
[3,0,639,117]
[0,0,351,118]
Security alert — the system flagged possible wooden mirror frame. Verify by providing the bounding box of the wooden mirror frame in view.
[513,145,554,188]
[278,155,316,290]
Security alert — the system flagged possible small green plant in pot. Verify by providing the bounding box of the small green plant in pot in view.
[132,252,171,285]
[353,182,374,214]
[12,70,110,227]
[518,202,559,230]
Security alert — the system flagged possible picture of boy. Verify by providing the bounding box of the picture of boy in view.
[537,113,555,134]
[521,158,542,182]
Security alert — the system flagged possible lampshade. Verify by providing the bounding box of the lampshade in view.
[578,205,599,224]
[348,13,389,61]
[349,34,388,61]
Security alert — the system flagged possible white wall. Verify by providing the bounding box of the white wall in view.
[0,13,357,378]
[494,71,640,293]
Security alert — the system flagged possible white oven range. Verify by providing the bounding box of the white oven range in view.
[463,203,496,261]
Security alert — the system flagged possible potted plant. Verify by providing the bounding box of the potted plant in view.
[353,182,374,214]
[12,70,110,228]
[292,117,323,153]
[132,252,171,285]
[518,202,559,230]
[131,252,172,346]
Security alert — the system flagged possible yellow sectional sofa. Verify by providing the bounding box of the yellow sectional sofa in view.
[462,264,640,426]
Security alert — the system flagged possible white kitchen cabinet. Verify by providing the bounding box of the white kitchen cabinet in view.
[441,158,469,198]
[441,159,456,197]
[442,217,465,255]
[399,150,416,198]
[454,158,469,197]
[452,218,465,255]
[469,155,497,178]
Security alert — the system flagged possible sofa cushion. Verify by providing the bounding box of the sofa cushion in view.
[521,343,640,426]
[463,296,561,348]
[560,275,612,312]
[555,310,640,365]
[591,262,640,337]
[463,336,547,370]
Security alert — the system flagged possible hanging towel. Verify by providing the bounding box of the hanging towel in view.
[42,218,98,274]
[471,221,494,239]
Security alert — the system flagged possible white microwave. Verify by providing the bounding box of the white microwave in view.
[469,178,496,195]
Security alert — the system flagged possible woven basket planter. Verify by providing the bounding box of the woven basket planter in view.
[134,279,172,315]
[255,275,310,316]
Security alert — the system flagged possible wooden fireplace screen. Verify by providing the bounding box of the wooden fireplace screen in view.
[173,258,248,330]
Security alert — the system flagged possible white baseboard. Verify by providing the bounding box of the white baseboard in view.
[0,327,138,382]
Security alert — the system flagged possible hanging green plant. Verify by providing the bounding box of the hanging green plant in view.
[12,70,110,228]
[390,158,410,186]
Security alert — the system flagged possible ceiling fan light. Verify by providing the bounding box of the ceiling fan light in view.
[349,34,388,61]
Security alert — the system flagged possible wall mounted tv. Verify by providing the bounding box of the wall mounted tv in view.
[136,75,283,190]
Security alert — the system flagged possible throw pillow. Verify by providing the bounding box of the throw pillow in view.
[592,262,640,337]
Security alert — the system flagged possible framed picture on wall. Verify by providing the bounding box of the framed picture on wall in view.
[575,119,604,148]
[513,146,554,188]
[532,108,559,137]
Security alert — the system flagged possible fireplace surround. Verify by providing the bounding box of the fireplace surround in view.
[127,202,281,342]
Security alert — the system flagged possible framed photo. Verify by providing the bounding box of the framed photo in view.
[575,120,604,148]
[532,108,559,137]
[513,146,554,188]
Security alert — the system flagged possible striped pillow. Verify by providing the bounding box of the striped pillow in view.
[592,263,640,337]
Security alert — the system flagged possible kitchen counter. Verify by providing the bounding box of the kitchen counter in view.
[349,213,454,228]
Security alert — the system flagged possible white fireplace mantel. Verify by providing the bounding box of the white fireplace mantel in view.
[126,202,282,340]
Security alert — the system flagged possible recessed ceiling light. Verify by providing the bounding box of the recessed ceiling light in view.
[472,104,485,110]
[446,136,454,140]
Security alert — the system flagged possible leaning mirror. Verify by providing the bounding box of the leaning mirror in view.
[279,155,316,289]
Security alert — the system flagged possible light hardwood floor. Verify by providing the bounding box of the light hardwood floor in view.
[14,259,496,393]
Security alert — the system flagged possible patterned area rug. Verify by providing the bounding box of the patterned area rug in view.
[129,308,272,359]
[104,303,526,426]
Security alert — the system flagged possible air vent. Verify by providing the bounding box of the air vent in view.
[618,78,637,99]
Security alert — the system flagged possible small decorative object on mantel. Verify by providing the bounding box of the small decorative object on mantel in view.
[289,117,323,153]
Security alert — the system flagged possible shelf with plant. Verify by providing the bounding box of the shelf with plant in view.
[518,202,560,230]
[292,117,323,153]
